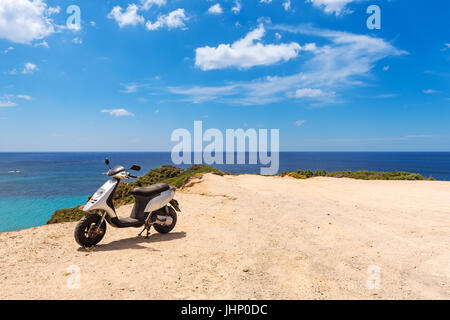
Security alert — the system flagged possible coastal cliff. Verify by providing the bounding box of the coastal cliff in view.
[2,173,449,299]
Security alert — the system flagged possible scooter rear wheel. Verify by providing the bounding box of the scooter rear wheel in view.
[153,206,177,234]
[74,213,107,247]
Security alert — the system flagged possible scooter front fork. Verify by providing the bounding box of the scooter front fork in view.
[90,212,107,236]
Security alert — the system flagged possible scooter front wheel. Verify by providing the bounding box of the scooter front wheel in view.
[74,213,107,247]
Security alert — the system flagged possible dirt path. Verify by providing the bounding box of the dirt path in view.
[0,174,448,299]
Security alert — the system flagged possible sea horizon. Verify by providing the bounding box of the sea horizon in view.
[2,151,450,153]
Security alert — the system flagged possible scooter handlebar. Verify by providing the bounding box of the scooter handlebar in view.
[101,169,139,179]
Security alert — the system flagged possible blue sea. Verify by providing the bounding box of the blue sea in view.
[0,152,449,233]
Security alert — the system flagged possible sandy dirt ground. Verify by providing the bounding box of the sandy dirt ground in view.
[0,173,449,300]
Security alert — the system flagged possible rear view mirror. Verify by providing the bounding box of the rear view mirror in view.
[130,164,141,171]
[105,158,111,168]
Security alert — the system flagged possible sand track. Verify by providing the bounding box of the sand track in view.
[0,174,449,299]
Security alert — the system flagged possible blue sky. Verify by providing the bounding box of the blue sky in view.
[0,0,449,151]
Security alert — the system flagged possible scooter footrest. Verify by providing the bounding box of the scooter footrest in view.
[117,217,143,228]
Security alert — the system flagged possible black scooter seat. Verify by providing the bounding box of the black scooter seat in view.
[131,183,170,197]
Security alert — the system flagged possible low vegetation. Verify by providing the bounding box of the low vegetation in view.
[280,169,434,181]
[46,206,87,224]
[283,172,307,179]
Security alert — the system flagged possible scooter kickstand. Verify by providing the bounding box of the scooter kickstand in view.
[138,225,151,238]
[138,226,146,237]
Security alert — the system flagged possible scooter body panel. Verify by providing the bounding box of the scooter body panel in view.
[83,178,118,218]
[144,188,175,213]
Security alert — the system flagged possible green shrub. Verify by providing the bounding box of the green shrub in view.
[47,206,91,224]
[287,172,307,179]
[285,169,431,181]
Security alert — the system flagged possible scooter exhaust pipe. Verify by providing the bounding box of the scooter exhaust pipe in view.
[154,215,173,226]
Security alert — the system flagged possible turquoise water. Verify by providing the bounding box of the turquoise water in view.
[0,152,189,233]
[1,152,449,233]
[0,196,88,232]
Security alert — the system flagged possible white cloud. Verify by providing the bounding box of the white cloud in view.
[146,8,189,31]
[402,135,432,139]
[232,0,242,14]
[0,100,17,107]
[275,32,282,40]
[34,40,49,48]
[376,93,397,99]
[423,89,439,94]
[121,84,140,94]
[0,94,31,106]
[101,109,134,117]
[16,94,31,100]
[283,0,291,11]
[0,0,59,44]
[22,62,38,74]
[72,37,83,44]
[441,43,450,52]
[257,16,272,25]
[174,25,406,105]
[120,79,160,93]
[140,0,167,11]
[295,88,324,98]
[307,134,432,143]
[3,46,14,54]
[260,0,272,3]
[107,4,145,28]
[307,0,358,15]
[294,120,307,127]
[169,85,239,104]
[195,24,306,70]
[383,65,390,71]
[47,6,60,15]
[208,4,223,15]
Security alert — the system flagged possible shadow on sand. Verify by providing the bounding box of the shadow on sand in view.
[78,231,186,252]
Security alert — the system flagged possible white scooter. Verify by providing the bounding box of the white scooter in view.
[74,158,180,247]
